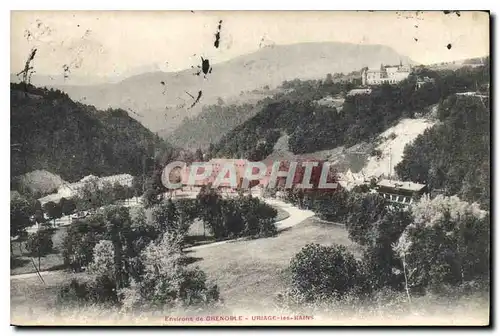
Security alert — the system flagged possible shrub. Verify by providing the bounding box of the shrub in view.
[58,275,118,305]
[312,188,350,222]
[61,216,107,272]
[88,240,115,280]
[118,233,221,311]
[239,196,277,237]
[345,193,388,246]
[25,229,53,257]
[289,243,363,301]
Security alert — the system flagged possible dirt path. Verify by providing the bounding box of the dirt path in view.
[10,269,61,280]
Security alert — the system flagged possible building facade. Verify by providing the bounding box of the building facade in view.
[375,179,427,205]
[362,62,412,86]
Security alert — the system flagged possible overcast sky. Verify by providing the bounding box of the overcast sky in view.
[11,11,489,80]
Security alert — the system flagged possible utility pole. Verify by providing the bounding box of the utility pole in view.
[388,146,392,180]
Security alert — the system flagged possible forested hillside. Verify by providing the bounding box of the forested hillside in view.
[396,94,490,209]
[210,61,489,161]
[168,103,263,150]
[11,84,170,183]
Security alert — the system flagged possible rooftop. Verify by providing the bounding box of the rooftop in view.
[377,179,426,192]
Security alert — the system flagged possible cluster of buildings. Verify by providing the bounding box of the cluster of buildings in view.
[38,174,134,205]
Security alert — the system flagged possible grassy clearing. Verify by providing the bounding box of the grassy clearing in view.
[11,227,67,276]
[11,217,353,313]
[274,205,290,222]
[10,216,490,326]
[186,217,358,312]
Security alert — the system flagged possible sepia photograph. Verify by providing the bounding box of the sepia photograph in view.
[9,10,491,326]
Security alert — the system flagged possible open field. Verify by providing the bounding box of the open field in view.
[186,217,357,312]
[11,216,355,313]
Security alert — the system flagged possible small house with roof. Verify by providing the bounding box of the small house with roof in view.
[376,179,427,205]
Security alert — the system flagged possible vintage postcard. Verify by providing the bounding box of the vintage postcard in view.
[10,10,490,326]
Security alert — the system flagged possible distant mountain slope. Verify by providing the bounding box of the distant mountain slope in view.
[167,87,282,149]
[48,42,413,136]
[209,61,489,162]
[11,84,170,183]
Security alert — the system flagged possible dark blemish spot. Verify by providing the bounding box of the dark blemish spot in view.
[190,10,195,13]
[77,24,80,27]
[62,64,71,79]
[415,25,418,28]
[447,43,452,50]
[189,91,203,109]
[24,30,32,41]
[160,81,165,85]
[214,20,222,48]
[443,10,461,17]
[195,57,212,78]
[16,48,37,89]
[414,38,418,42]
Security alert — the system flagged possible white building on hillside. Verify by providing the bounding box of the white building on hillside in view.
[362,62,412,86]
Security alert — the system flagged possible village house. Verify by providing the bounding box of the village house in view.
[347,88,372,96]
[375,179,427,205]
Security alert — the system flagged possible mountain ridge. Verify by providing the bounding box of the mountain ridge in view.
[29,42,414,136]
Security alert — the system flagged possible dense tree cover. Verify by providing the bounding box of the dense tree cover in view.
[196,187,278,239]
[395,94,490,209]
[210,80,354,160]
[210,63,489,159]
[11,83,171,182]
[58,202,221,310]
[282,190,489,306]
